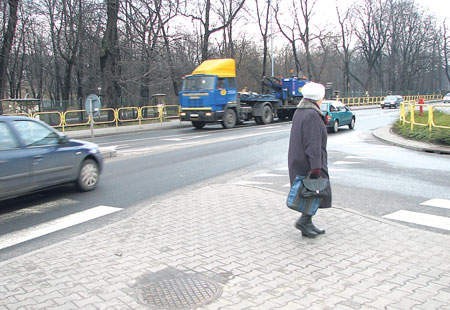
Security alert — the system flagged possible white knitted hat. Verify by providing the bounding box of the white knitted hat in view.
[301,82,325,101]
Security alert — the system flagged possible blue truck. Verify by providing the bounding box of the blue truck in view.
[179,58,308,129]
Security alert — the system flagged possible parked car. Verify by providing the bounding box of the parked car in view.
[0,115,103,201]
[443,93,450,103]
[320,100,356,133]
[381,95,403,109]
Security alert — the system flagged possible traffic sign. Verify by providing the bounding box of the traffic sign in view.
[85,94,101,115]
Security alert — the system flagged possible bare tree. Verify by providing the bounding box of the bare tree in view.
[155,0,182,96]
[275,0,320,79]
[100,0,121,108]
[183,0,245,62]
[274,2,302,76]
[352,0,388,93]
[335,3,355,94]
[444,21,450,86]
[0,0,19,113]
[255,0,271,91]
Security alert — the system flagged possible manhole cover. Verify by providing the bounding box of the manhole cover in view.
[135,268,223,309]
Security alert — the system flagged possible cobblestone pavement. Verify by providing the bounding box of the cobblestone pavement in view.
[1,178,450,309]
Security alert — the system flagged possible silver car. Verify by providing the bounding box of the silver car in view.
[443,93,450,103]
[381,95,403,109]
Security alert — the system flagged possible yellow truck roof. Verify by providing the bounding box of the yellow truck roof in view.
[192,58,236,77]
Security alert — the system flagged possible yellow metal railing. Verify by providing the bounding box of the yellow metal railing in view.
[340,94,442,107]
[399,102,450,131]
[4,105,181,131]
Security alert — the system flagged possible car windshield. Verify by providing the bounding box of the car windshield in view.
[320,103,328,111]
[182,76,215,91]
[385,96,398,100]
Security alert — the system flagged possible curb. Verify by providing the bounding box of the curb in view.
[65,120,193,139]
[372,126,450,155]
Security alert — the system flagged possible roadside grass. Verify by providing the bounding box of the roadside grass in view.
[393,110,450,146]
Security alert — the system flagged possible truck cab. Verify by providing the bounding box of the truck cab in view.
[179,59,238,129]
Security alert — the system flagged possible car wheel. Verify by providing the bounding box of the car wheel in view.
[77,159,99,191]
[332,120,339,133]
[349,117,355,129]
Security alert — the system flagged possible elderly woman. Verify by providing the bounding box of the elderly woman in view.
[288,82,332,238]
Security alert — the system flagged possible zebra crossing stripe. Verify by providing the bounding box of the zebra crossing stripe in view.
[383,210,450,231]
[420,199,450,210]
[0,206,122,251]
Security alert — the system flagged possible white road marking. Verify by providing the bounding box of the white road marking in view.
[0,206,122,250]
[162,138,185,141]
[273,167,288,172]
[420,199,450,210]
[333,161,361,165]
[258,125,282,130]
[345,156,367,159]
[254,173,286,177]
[162,135,208,142]
[328,168,350,172]
[117,128,289,157]
[283,183,292,188]
[383,210,450,231]
[233,181,273,186]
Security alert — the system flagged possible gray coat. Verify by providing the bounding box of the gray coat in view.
[288,102,331,208]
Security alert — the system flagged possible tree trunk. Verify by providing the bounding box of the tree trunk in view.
[100,0,121,110]
[0,0,19,114]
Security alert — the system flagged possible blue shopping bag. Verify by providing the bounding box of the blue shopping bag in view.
[286,175,321,216]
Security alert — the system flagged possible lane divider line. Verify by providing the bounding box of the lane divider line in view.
[383,210,450,231]
[0,206,122,251]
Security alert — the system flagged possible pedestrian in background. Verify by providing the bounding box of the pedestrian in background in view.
[288,82,332,238]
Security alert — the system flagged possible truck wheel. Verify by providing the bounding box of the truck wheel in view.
[192,121,205,129]
[261,105,273,124]
[277,110,288,121]
[222,109,237,129]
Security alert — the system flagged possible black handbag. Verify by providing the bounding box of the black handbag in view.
[300,176,329,198]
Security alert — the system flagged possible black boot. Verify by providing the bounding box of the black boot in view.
[295,214,318,238]
[307,216,325,234]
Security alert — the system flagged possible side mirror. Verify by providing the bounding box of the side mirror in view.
[58,134,69,144]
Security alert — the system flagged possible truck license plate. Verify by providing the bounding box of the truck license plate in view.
[190,113,199,117]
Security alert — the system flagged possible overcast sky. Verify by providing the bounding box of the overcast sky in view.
[319,0,450,21]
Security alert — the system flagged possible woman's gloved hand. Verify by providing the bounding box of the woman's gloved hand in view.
[309,169,321,179]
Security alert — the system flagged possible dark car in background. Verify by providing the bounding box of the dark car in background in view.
[0,116,103,201]
[321,100,356,133]
[381,95,403,109]
[443,93,450,103]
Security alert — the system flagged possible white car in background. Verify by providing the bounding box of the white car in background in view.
[443,93,450,103]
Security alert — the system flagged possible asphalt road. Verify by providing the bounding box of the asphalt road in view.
[1,107,449,261]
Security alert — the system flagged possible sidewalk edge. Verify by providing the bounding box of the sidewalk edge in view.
[372,126,450,155]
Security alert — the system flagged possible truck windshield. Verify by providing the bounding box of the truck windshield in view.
[182,76,215,91]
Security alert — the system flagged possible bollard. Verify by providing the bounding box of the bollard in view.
[418,97,424,116]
